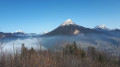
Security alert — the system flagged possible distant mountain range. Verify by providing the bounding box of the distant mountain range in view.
[1,19,120,38]
[1,19,120,56]
[0,30,39,39]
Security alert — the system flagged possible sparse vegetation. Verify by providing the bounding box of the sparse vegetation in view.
[0,42,120,67]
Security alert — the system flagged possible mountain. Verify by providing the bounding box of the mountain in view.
[44,19,101,36]
[94,25,120,37]
[94,24,110,31]
[12,30,25,34]
[0,30,30,39]
[10,30,26,36]
[0,32,12,39]
[94,25,120,33]
[111,29,120,32]
[41,19,120,56]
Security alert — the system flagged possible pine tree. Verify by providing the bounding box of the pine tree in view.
[21,43,28,58]
[81,50,86,59]
[63,41,77,55]
[98,54,105,62]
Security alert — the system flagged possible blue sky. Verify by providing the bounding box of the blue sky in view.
[0,0,120,33]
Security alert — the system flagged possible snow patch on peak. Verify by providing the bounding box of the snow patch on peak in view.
[41,31,49,34]
[15,30,23,32]
[13,30,25,34]
[61,19,75,26]
[66,19,72,22]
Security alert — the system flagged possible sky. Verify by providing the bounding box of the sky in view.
[0,0,120,33]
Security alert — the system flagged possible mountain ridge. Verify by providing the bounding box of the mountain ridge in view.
[43,19,103,36]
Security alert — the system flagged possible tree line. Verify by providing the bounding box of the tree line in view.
[0,42,120,67]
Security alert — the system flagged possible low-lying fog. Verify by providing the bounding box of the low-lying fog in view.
[0,34,120,56]
[0,38,46,52]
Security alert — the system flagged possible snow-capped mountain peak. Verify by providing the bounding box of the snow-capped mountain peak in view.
[95,24,107,29]
[95,24,110,31]
[61,19,75,26]
[41,31,49,34]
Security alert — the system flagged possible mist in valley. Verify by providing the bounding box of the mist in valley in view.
[1,33,120,56]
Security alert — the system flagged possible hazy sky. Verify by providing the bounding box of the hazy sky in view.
[0,0,120,33]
